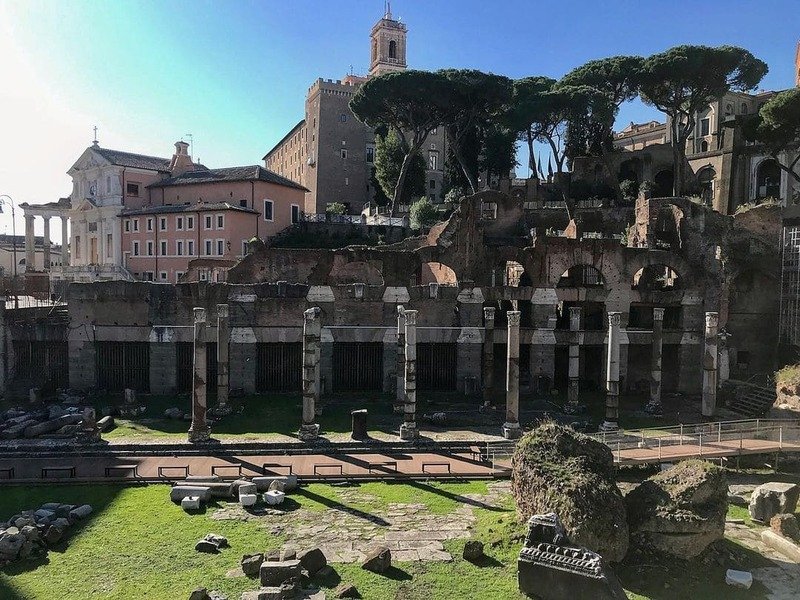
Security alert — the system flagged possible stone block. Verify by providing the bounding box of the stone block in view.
[171,486,213,503]
[761,529,800,562]
[203,533,228,548]
[770,513,800,542]
[462,540,484,562]
[264,490,285,506]
[361,546,391,574]
[259,559,301,587]
[334,583,360,598]
[253,475,298,492]
[238,483,257,496]
[195,539,220,554]
[241,553,264,577]
[725,569,753,589]
[68,504,93,521]
[240,493,258,507]
[749,482,799,523]
[298,547,327,575]
[268,480,285,493]
[181,496,201,511]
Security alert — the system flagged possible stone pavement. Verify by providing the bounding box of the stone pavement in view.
[726,522,800,600]
[212,481,511,563]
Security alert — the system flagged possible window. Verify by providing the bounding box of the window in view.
[126,182,140,197]
[147,241,153,256]
[175,271,184,282]
[133,219,139,232]
[160,218,167,231]
[199,270,208,282]
[133,241,140,256]
[145,271,154,282]
[159,271,168,281]
[106,234,112,257]
[205,215,213,229]
[239,199,247,208]
[106,176,111,193]
[216,214,224,229]
[176,240,183,256]
[366,146,375,163]
[428,151,438,170]
[124,220,130,233]
[188,240,194,256]
[291,205,300,224]
[389,39,397,59]
[160,240,167,256]
[216,239,224,256]
[430,179,436,190]
[700,140,709,152]
[263,200,274,221]
[340,149,348,159]
[205,239,212,256]
[146,218,153,232]
[176,216,184,230]
[700,118,710,136]
[75,236,81,259]
[187,216,194,230]
[242,240,249,255]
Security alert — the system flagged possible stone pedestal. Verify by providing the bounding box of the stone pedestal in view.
[399,309,418,441]
[482,307,495,405]
[503,310,522,439]
[601,312,621,431]
[188,308,211,443]
[351,409,368,440]
[216,304,231,414]
[646,307,665,414]
[567,306,582,408]
[702,312,719,418]
[394,306,406,413]
[300,307,321,441]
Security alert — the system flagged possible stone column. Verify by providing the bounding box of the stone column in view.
[567,306,582,407]
[394,305,406,413]
[111,218,121,265]
[188,307,211,443]
[602,312,622,431]
[646,307,665,414]
[0,295,5,397]
[42,217,51,271]
[702,312,719,418]
[718,329,731,383]
[482,306,495,404]
[399,309,418,441]
[60,215,69,266]
[503,310,522,439]
[216,304,230,414]
[24,214,35,272]
[300,307,321,441]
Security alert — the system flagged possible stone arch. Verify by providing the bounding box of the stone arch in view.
[756,157,781,200]
[654,169,673,197]
[632,263,682,291]
[328,260,385,286]
[618,158,642,184]
[418,261,458,286]
[388,40,397,59]
[557,264,605,288]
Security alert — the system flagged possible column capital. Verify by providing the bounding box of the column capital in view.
[304,306,321,322]
[193,307,206,323]
[24,214,35,223]
[652,307,665,321]
[569,306,582,317]
[608,311,622,327]
[404,309,418,325]
[705,311,719,329]
[483,306,496,321]
[507,310,521,326]
[397,304,406,317]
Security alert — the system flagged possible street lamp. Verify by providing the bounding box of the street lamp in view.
[0,195,17,278]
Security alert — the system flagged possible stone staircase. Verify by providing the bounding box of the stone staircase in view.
[724,379,777,417]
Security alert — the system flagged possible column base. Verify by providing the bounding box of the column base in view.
[399,422,418,441]
[188,426,212,444]
[599,421,619,432]
[502,422,522,439]
[299,423,320,442]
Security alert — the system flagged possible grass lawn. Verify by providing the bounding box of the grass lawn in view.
[0,481,779,600]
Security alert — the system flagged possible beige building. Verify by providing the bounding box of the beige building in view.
[0,234,63,277]
[263,8,448,215]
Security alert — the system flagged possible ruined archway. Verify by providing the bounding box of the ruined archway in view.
[756,158,781,200]
[632,264,681,291]
[654,170,673,197]
[418,262,458,286]
[557,264,605,288]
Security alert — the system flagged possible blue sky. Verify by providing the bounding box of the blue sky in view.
[0,0,797,238]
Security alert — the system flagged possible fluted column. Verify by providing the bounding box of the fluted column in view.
[60,216,69,266]
[503,310,522,439]
[42,217,51,271]
[216,304,230,413]
[300,307,321,441]
[602,312,622,431]
[395,305,406,412]
[702,312,719,418]
[24,215,35,272]
[188,308,211,443]
[482,306,495,404]
[567,306,582,407]
[647,307,665,413]
[399,309,418,441]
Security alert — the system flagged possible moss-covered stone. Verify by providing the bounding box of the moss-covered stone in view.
[510,422,629,562]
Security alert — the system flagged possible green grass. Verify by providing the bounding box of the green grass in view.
[727,503,755,526]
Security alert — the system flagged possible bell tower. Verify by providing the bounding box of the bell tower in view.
[368,3,407,77]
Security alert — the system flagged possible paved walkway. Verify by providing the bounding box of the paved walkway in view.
[610,438,800,465]
[0,448,494,484]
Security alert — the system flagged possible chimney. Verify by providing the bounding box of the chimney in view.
[170,141,194,176]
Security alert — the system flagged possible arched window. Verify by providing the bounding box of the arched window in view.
[557,265,604,288]
[756,159,781,200]
[633,264,681,291]
[700,140,709,152]
[388,40,397,59]
[697,167,715,205]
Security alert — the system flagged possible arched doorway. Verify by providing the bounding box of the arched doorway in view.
[756,159,781,200]
[697,167,715,206]
[632,264,681,291]
[654,170,673,197]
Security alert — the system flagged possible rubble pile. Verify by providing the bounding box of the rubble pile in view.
[0,392,101,441]
[0,503,92,565]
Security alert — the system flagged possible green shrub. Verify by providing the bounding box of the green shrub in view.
[409,197,438,230]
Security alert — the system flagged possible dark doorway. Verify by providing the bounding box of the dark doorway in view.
[96,341,149,392]
[332,342,383,392]
[418,343,457,391]
[256,343,302,392]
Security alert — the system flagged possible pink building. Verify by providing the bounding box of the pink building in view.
[121,144,308,282]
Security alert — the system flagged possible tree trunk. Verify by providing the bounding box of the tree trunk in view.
[526,129,535,178]
[599,146,623,205]
[391,152,416,217]
[447,126,478,194]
